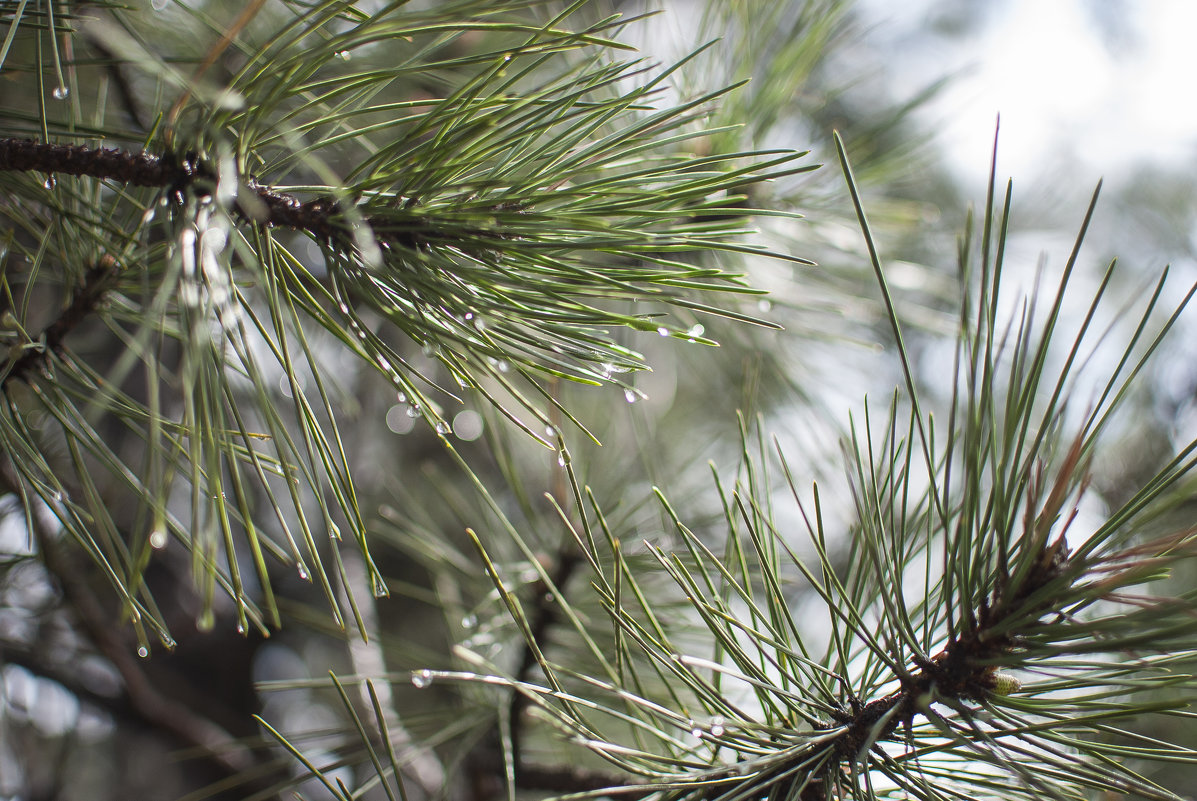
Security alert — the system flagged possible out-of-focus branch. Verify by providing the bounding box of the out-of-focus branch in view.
[3,254,120,387]
[0,466,270,786]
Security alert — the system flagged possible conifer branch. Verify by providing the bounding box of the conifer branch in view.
[3,254,120,387]
[0,465,269,784]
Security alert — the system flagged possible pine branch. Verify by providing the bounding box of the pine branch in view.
[3,254,120,387]
[0,464,275,787]
[510,541,582,781]
[0,138,352,239]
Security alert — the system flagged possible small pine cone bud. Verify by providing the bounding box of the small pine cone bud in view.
[990,672,1022,696]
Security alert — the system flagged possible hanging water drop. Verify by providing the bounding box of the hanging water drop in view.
[657,326,670,337]
[556,453,566,467]
[236,622,246,635]
[335,50,351,61]
[405,404,421,418]
[43,176,57,190]
[137,646,150,658]
[411,669,433,689]
[435,420,451,435]
[624,389,638,404]
[297,563,310,580]
[150,528,168,549]
[52,86,69,101]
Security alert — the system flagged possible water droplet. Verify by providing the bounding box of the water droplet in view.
[435,420,451,435]
[150,528,168,549]
[297,563,310,580]
[405,405,421,418]
[710,716,725,737]
[623,389,638,404]
[657,326,670,337]
[236,622,246,635]
[335,50,351,61]
[757,299,773,312]
[51,490,64,503]
[461,613,477,629]
[137,646,150,658]
[43,176,57,190]
[411,669,433,689]
[556,454,566,467]
[687,324,705,338]
[52,86,69,100]
[690,728,704,740]
[497,361,509,373]
[542,592,554,603]
[396,392,407,404]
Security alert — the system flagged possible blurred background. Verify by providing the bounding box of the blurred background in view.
[2,1,1196,799]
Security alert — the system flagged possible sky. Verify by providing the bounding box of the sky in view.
[857,0,1197,188]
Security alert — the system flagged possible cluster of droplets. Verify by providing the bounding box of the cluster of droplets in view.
[686,715,726,743]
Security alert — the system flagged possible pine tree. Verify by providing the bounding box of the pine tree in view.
[2,1,1196,800]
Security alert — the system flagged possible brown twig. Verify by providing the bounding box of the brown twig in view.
[4,254,120,387]
[15,494,260,777]
[0,138,518,251]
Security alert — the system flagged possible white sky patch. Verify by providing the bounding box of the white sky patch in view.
[858,0,1197,186]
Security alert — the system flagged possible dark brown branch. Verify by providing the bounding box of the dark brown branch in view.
[5,254,120,386]
[0,139,182,186]
[0,137,347,236]
[506,544,583,791]
[0,138,524,252]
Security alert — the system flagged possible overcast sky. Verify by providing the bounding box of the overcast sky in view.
[856,0,1197,188]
